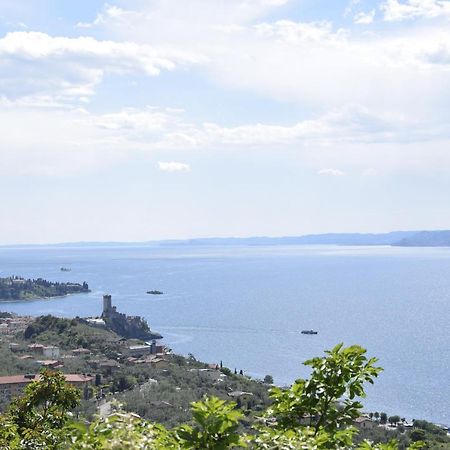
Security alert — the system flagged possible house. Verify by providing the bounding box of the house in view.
[228,391,253,400]
[0,373,94,402]
[127,344,152,357]
[36,360,63,369]
[8,343,21,352]
[354,416,377,429]
[86,318,106,328]
[99,360,120,375]
[43,346,60,358]
[27,343,45,354]
[149,340,166,355]
[72,348,91,356]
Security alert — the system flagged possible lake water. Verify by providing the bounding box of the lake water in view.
[0,244,449,424]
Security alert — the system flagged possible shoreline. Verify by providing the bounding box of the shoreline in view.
[0,290,91,303]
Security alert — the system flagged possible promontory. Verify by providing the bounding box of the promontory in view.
[0,276,90,300]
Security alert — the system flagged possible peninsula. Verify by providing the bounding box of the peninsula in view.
[0,276,90,301]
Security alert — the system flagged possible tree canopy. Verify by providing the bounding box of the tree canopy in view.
[0,344,427,449]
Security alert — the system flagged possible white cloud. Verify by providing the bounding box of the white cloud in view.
[381,0,450,21]
[0,31,199,104]
[1,102,450,177]
[158,161,191,172]
[1,2,450,179]
[76,4,133,28]
[95,2,450,120]
[253,20,347,44]
[317,168,345,176]
[354,10,376,24]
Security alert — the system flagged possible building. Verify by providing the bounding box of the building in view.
[354,416,377,429]
[27,343,45,354]
[101,294,160,340]
[86,318,106,328]
[8,343,21,352]
[128,344,152,357]
[72,348,91,356]
[150,340,166,355]
[43,346,60,358]
[37,360,63,369]
[103,294,112,315]
[0,374,94,403]
[227,391,253,400]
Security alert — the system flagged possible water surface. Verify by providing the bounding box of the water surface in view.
[0,245,449,424]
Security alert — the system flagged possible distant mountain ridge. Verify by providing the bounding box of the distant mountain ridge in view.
[162,231,418,246]
[4,230,450,248]
[2,230,440,248]
[393,230,450,247]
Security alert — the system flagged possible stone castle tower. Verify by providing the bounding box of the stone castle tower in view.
[103,294,112,316]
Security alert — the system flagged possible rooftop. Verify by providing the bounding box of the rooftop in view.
[0,374,93,385]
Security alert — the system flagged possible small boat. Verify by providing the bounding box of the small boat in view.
[146,290,163,295]
[301,329,318,335]
[60,267,71,272]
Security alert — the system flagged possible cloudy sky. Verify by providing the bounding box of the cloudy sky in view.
[1,0,450,244]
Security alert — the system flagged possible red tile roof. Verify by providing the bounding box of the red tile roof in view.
[0,374,93,385]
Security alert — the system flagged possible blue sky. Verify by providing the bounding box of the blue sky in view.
[1,0,450,244]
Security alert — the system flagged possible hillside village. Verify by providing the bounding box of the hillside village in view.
[0,301,448,447]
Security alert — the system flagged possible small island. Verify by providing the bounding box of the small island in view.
[146,290,163,295]
[0,276,90,300]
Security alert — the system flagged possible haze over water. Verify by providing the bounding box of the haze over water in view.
[0,244,449,425]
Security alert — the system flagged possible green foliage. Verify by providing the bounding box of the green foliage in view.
[0,344,440,450]
[267,343,382,434]
[3,370,80,449]
[263,375,273,385]
[23,315,119,352]
[388,416,401,426]
[175,396,246,449]
[410,429,426,443]
[111,374,138,392]
[357,439,425,450]
[68,411,177,449]
[0,276,89,301]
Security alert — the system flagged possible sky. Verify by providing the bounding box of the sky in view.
[1,0,450,244]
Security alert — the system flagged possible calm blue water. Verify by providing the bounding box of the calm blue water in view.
[0,245,449,424]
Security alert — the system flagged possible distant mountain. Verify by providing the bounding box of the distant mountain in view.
[1,231,422,248]
[160,231,418,246]
[393,230,450,247]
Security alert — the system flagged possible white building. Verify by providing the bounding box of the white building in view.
[43,346,60,358]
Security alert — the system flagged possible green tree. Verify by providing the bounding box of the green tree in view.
[263,375,274,384]
[68,410,176,449]
[0,344,428,450]
[268,343,382,435]
[175,396,246,449]
[380,412,388,424]
[410,428,426,442]
[388,415,400,426]
[5,370,80,449]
